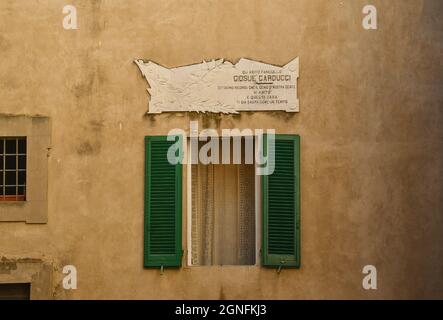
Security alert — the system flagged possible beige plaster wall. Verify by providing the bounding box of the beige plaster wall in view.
[0,0,442,299]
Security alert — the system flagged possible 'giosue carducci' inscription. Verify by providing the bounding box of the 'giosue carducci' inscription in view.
[135,57,299,114]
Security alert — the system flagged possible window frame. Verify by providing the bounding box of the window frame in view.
[186,134,262,267]
[0,115,51,223]
[0,136,27,202]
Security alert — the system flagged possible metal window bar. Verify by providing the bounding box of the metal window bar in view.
[0,137,26,201]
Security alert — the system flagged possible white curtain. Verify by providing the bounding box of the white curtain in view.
[191,162,255,265]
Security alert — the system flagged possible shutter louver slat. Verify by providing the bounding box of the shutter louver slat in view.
[262,134,300,268]
[144,136,182,267]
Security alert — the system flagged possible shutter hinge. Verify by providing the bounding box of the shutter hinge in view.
[277,260,286,274]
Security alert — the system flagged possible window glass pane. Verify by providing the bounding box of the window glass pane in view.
[5,156,16,170]
[18,171,26,185]
[0,155,3,168]
[18,139,26,154]
[5,140,16,154]
[5,171,16,186]
[5,186,16,196]
[17,186,25,196]
[0,185,3,196]
[0,140,3,152]
[18,155,26,169]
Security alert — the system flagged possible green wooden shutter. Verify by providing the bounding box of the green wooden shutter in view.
[262,134,300,268]
[144,136,182,267]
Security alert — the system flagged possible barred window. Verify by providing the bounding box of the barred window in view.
[0,137,26,201]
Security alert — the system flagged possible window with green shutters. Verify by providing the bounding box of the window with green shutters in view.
[144,136,182,268]
[144,134,299,270]
[262,134,300,268]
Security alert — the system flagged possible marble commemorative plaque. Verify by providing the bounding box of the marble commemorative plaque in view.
[135,58,299,114]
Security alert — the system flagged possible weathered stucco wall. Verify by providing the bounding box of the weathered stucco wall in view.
[0,0,442,299]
